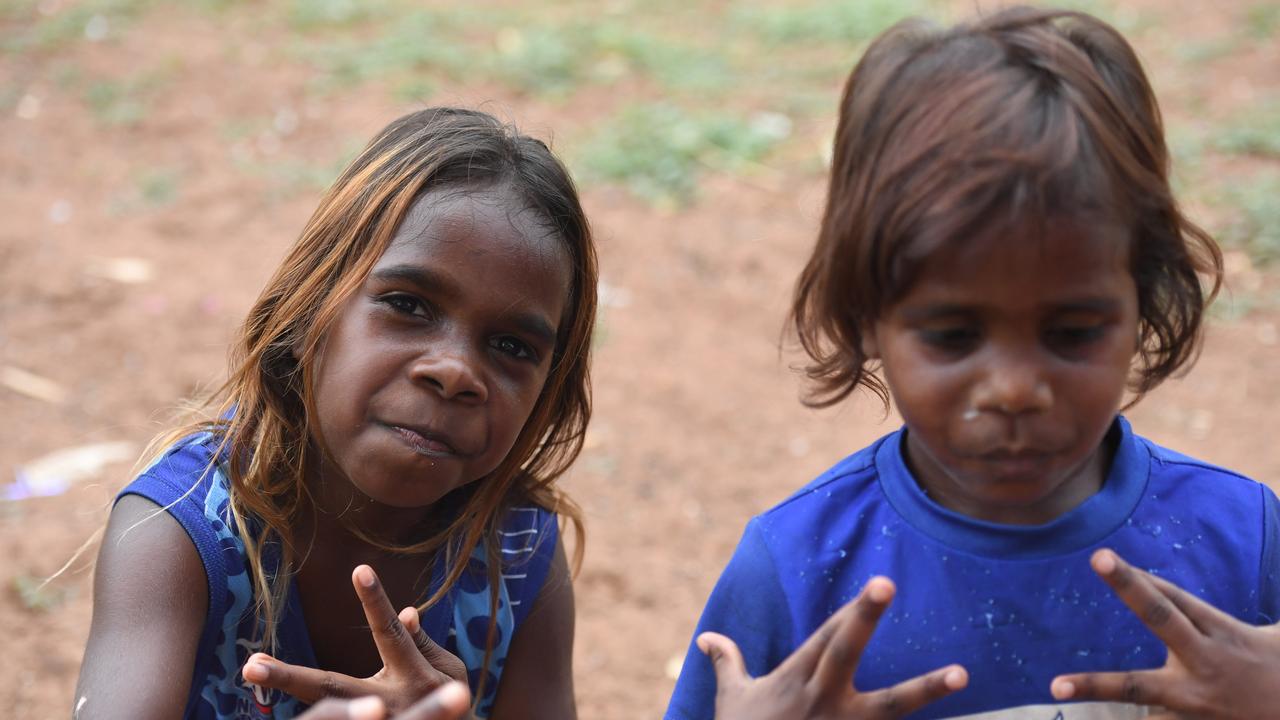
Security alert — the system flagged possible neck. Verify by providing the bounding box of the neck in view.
[303,455,439,549]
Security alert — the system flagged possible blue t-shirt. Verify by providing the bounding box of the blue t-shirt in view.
[119,433,559,720]
[666,417,1280,719]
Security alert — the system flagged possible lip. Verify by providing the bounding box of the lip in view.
[388,423,465,458]
[976,449,1051,478]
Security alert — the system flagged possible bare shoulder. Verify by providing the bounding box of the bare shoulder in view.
[74,494,209,719]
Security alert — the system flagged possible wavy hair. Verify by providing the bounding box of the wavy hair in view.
[791,7,1223,409]
[141,108,595,668]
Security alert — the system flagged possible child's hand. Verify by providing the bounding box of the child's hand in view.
[1051,549,1280,719]
[243,565,467,713]
[698,577,968,719]
[295,681,470,720]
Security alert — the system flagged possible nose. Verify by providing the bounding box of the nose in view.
[409,344,487,403]
[971,349,1053,416]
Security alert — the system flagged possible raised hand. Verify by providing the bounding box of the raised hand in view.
[1051,548,1280,719]
[244,565,468,713]
[698,577,967,720]
[294,682,470,720]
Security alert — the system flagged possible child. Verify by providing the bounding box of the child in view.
[74,107,597,720]
[667,7,1280,719]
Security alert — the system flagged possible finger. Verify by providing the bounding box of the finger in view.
[243,653,370,704]
[697,632,751,693]
[1050,668,1174,708]
[352,565,422,670]
[811,576,895,692]
[296,697,387,720]
[399,681,472,720]
[399,606,468,684]
[1143,570,1240,636]
[1091,550,1203,654]
[859,664,968,718]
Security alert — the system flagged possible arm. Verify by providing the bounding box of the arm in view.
[74,494,208,719]
[666,520,796,720]
[488,537,575,720]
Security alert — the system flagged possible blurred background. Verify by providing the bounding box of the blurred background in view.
[0,0,1276,717]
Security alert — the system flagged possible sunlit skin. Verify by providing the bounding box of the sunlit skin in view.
[866,217,1140,525]
[307,185,571,532]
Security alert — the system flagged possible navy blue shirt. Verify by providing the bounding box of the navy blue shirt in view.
[120,433,559,719]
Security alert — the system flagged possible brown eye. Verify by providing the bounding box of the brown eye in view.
[490,335,536,362]
[919,327,979,354]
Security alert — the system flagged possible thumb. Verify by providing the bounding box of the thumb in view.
[399,607,468,684]
[697,632,749,692]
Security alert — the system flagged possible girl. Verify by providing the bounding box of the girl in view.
[668,7,1280,719]
[75,107,596,720]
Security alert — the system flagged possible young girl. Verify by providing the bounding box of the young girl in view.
[74,107,597,720]
[668,7,1280,719]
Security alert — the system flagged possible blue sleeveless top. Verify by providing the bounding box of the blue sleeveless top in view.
[118,433,559,719]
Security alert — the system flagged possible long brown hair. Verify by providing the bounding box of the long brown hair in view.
[143,107,594,657]
[791,7,1223,409]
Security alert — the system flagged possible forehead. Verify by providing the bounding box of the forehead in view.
[903,218,1133,306]
[374,185,573,316]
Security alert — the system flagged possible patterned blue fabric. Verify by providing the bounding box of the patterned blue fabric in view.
[119,433,558,719]
[667,417,1280,719]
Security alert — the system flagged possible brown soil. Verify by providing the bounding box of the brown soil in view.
[1,1,1276,718]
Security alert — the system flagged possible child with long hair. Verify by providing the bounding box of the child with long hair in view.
[667,7,1280,719]
[74,107,595,720]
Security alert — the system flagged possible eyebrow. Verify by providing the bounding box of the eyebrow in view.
[370,263,559,346]
[898,297,1123,322]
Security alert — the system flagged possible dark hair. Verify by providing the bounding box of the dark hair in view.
[151,108,595,661]
[790,7,1222,408]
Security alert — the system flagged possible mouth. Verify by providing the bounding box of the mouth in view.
[976,449,1051,478]
[389,424,464,458]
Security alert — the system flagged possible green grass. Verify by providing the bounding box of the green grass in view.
[1244,2,1280,40]
[287,0,384,30]
[13,575,68,612]
[1218,170,1280,266]
[1212,102,1280,158]
[295,9,472,92]
[577,103,789,207]
[2,0,153,53]
[84,78,148,126]
[137,167,181,207]
[733,0,932,45]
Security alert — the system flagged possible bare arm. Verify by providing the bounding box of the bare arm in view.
[487,537,575,720]
[74,494,208,720]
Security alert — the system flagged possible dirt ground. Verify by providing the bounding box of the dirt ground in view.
[0,1,1276,718]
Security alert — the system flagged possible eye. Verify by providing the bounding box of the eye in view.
[918,327,980,354]
[490,335,537,362]
[1044,324,1106,349]
[377,293,432,319]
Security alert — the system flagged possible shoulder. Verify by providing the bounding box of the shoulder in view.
[123,431,232,514]
[494,502,561,625]
[1134,429,1276,509]
[752,433,890,545]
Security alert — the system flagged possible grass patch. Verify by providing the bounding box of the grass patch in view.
[1218,170,1280,266]
[733,0,931,45]
[287,0,384,30]
[1244,2,1280,40]
[13,575,68,612]
[3,0,152,53]
[84,78,149,126]
[1212,102,1280,158]
[296,9,472,92]
[577,103,788,207]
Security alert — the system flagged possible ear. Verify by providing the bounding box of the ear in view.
[860,324,881,360]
